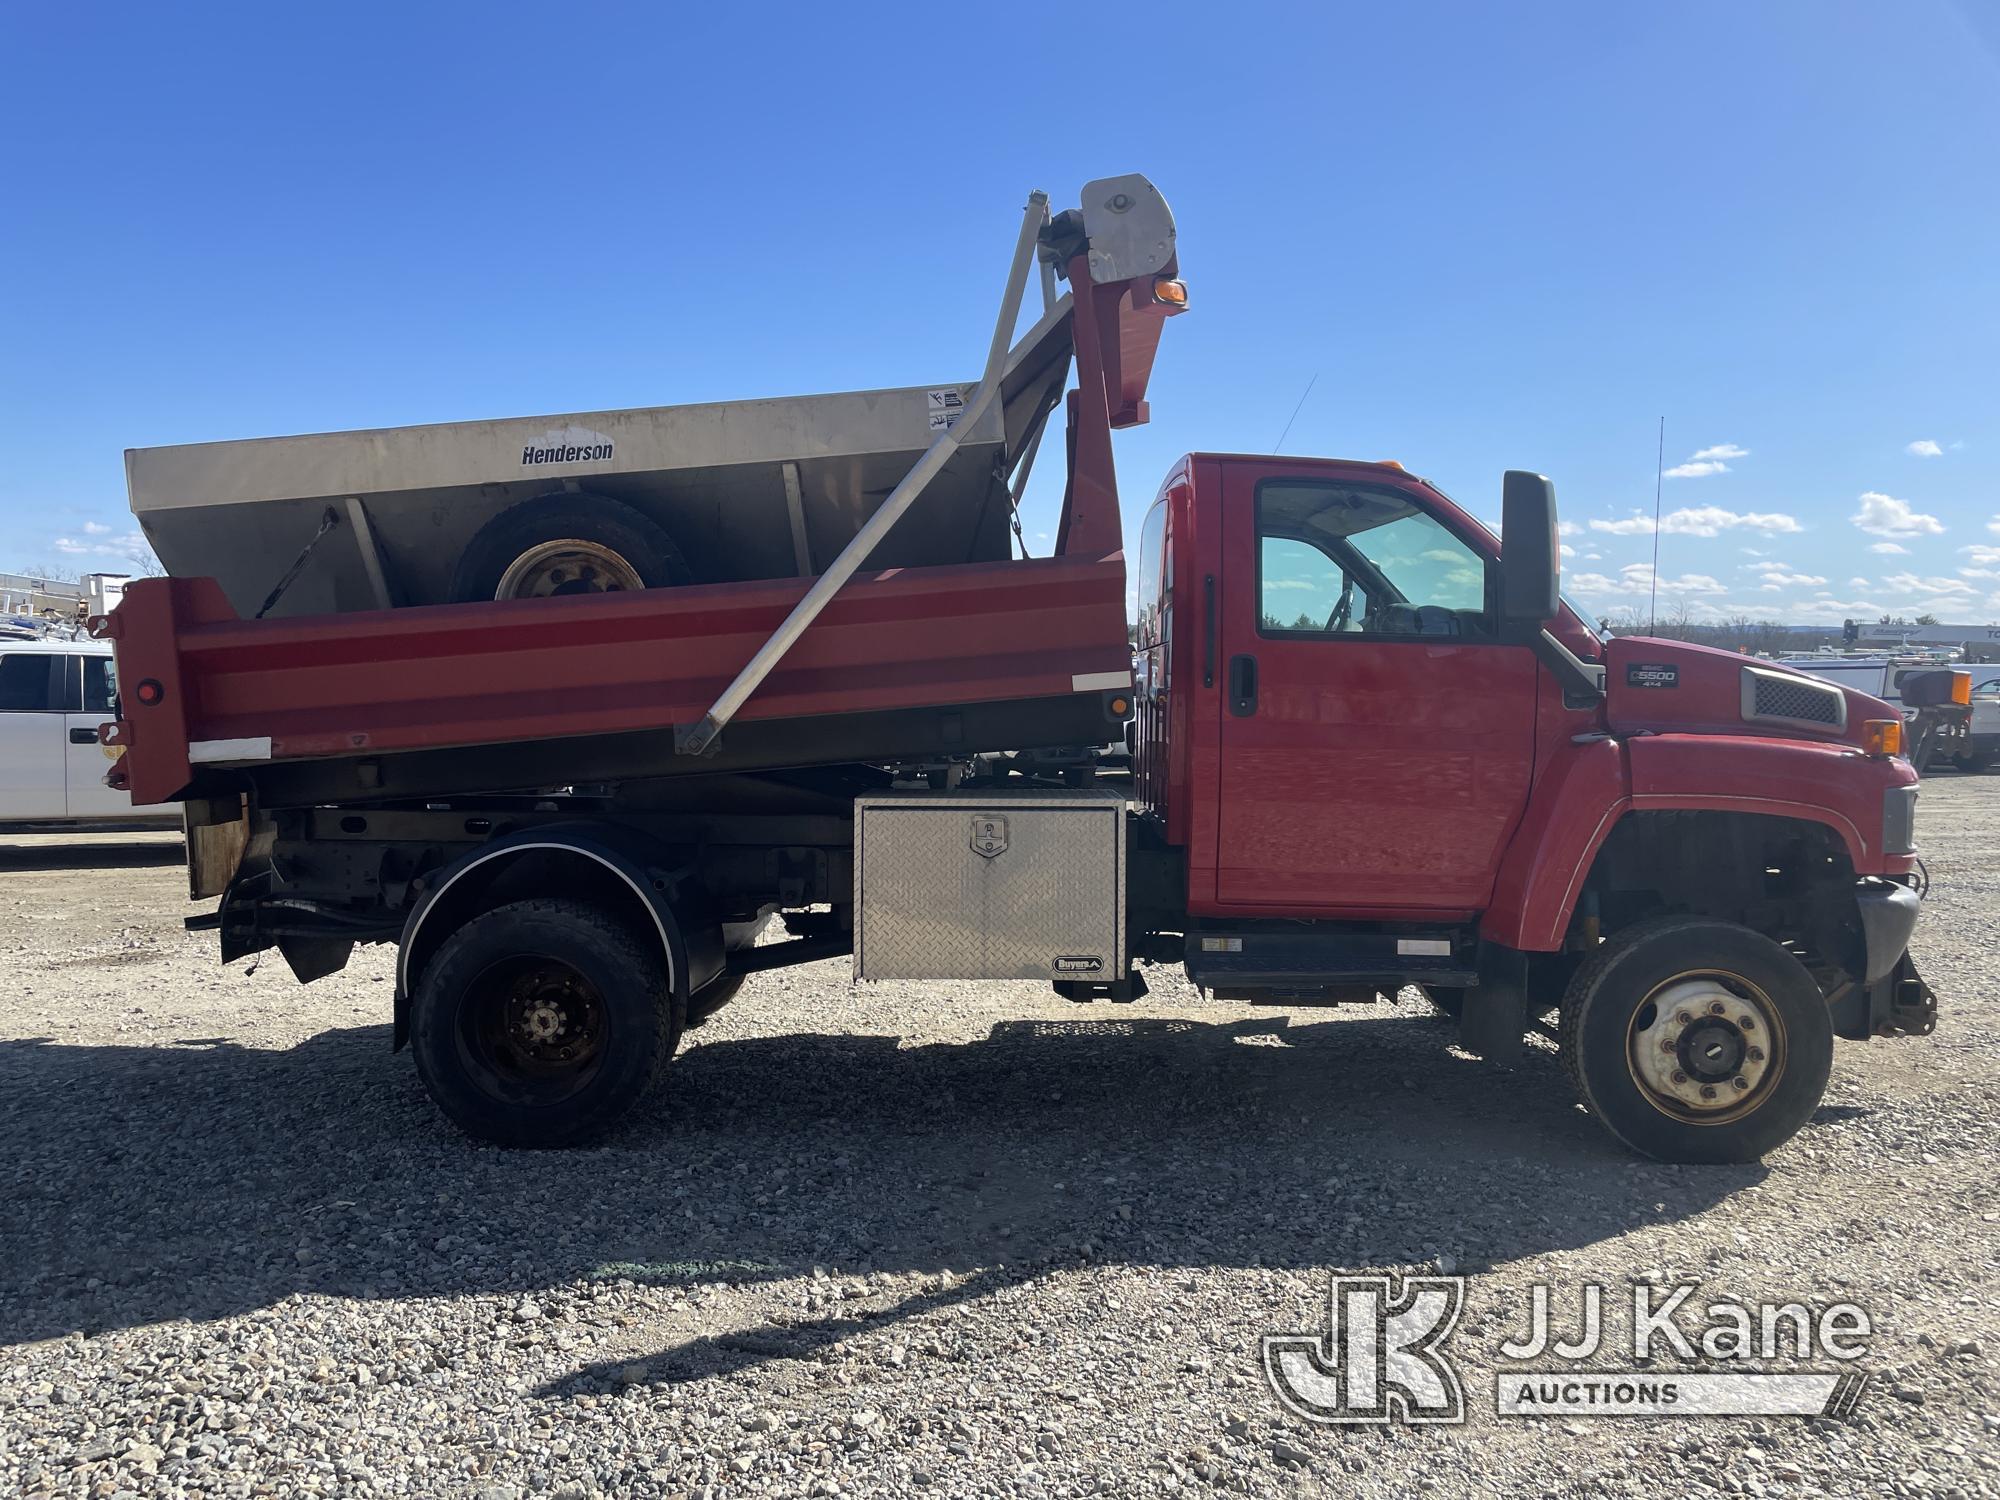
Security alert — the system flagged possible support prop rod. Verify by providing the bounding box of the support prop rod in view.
[676,191,1050,756]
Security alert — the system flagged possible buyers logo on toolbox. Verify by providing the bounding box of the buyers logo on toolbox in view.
[520,424,615,467]
[1053,955,1105,974]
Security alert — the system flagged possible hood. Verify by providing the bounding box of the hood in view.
[1604,637,1896,748]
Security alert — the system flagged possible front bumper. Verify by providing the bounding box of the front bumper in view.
[1831,881,1937,1039]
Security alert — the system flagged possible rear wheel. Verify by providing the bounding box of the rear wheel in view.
[449,494,691,603]
[410,898,682,1145]
[1559,916,1832,1163]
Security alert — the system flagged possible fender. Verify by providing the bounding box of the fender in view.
[1480,735,1629,952]
[1483,732,1907,952]
[391,821,725,1048]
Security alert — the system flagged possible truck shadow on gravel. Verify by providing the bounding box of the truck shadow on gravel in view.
[0,838,185,870]
[0,1011,1756,1366]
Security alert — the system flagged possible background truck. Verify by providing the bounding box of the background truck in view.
[0,638,180,829]
[1780,655,1974,772]
[97,177,1935,1164]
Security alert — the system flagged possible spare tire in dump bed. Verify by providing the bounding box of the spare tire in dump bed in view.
[448,493,692,603]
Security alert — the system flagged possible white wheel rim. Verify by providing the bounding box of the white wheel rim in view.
[1625,971,1785,1125]
[494,539,645,600]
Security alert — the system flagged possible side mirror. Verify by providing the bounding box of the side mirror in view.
[1500,470,1560,627]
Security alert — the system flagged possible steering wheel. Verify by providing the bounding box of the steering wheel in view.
[1325,575,1356,633]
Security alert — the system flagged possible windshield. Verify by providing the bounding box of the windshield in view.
[1562,593,1610,642]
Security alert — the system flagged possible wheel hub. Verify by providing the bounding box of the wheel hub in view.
[492,968,603,1068]
[1629,976,1778,1118]
[495,539,645,600]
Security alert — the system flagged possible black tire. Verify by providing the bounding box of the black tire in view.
[1558,916,1833,1164]
[410,898,683,1146]
[686,974,745,1028]
[447,493,691,603]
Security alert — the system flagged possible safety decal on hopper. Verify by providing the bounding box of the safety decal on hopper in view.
[925,389,966,433]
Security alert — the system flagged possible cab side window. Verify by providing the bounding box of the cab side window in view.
[81,656,116,714]
[1257,480,1489,638]
[0,654,54,712]
[1134,498,1168,648]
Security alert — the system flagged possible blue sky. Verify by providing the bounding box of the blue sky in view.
[2,1,1995,625]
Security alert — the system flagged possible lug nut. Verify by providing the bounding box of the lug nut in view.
[1747,1047,1764,1062]
[1676,1011,1694,1026]
[1709,1001,1727,1015]
[1671,1070,1688,1085]
[1661,1038,1677,1052]
[1700,1085,1717,1099]
[1738,1016,1755,1031]
[1733,1077,1750,1091]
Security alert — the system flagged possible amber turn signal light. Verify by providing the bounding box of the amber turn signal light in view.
[1860,719,1902,757]
[1951,672,1972,706]
[1152,277,1188,307]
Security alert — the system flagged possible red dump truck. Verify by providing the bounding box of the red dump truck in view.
[97,177,1935,1163]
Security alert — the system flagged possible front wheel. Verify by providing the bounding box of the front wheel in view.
[1559,916,1833,1164]
[410,898,682,1145]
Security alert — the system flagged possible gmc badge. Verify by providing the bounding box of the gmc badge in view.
[1627,662,1679,689]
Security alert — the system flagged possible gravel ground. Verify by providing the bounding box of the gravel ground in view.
[1,780,1995,1499]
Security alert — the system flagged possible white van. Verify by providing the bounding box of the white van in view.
[0,637,180,828]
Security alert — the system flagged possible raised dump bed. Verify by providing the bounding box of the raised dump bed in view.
[101,177,1185,807]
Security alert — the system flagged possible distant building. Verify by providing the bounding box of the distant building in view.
[1846,620,2000,652]
[0,571,127,626]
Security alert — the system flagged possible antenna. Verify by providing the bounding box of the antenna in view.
[1272,373,1319,454]
[1649,417,1665,633]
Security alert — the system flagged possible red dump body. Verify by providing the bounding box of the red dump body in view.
[100,245,1177,809]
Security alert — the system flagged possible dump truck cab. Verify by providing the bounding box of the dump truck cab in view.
[1132,454,1934,1130]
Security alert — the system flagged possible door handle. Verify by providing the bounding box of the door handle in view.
[69,726,99,745]
[1228,653,1258,717]
[1202,574,1217,688]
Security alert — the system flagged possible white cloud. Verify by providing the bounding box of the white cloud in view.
[1959,568,2000,581]
[1849,576,1872,588]
[1882,571,1974,596]
[1664,460,1729,479]
[1690,443,1749,461]
[1906,440,1943,458]
[1963,545,2000,567]
[1869,541,1909,555]
[49,529,151,561]
[1559,543,1575,558]
[1557,520,1581,537]
[1582,550,1602,561]
[1786,596,1885,621]
[1588,505,1801,538]
[1756,569,1827,588]
[1569,563,1727,597]
[1852,491,1944,537]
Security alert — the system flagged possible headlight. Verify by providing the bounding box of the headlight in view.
[1883,785,1918,857]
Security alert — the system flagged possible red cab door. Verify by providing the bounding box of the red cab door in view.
[1212,463,1538,913]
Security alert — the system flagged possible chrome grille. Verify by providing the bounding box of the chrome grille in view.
[1742,666,1846,730]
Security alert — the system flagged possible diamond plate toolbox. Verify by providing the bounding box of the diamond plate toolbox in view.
[854,790,1126,981]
